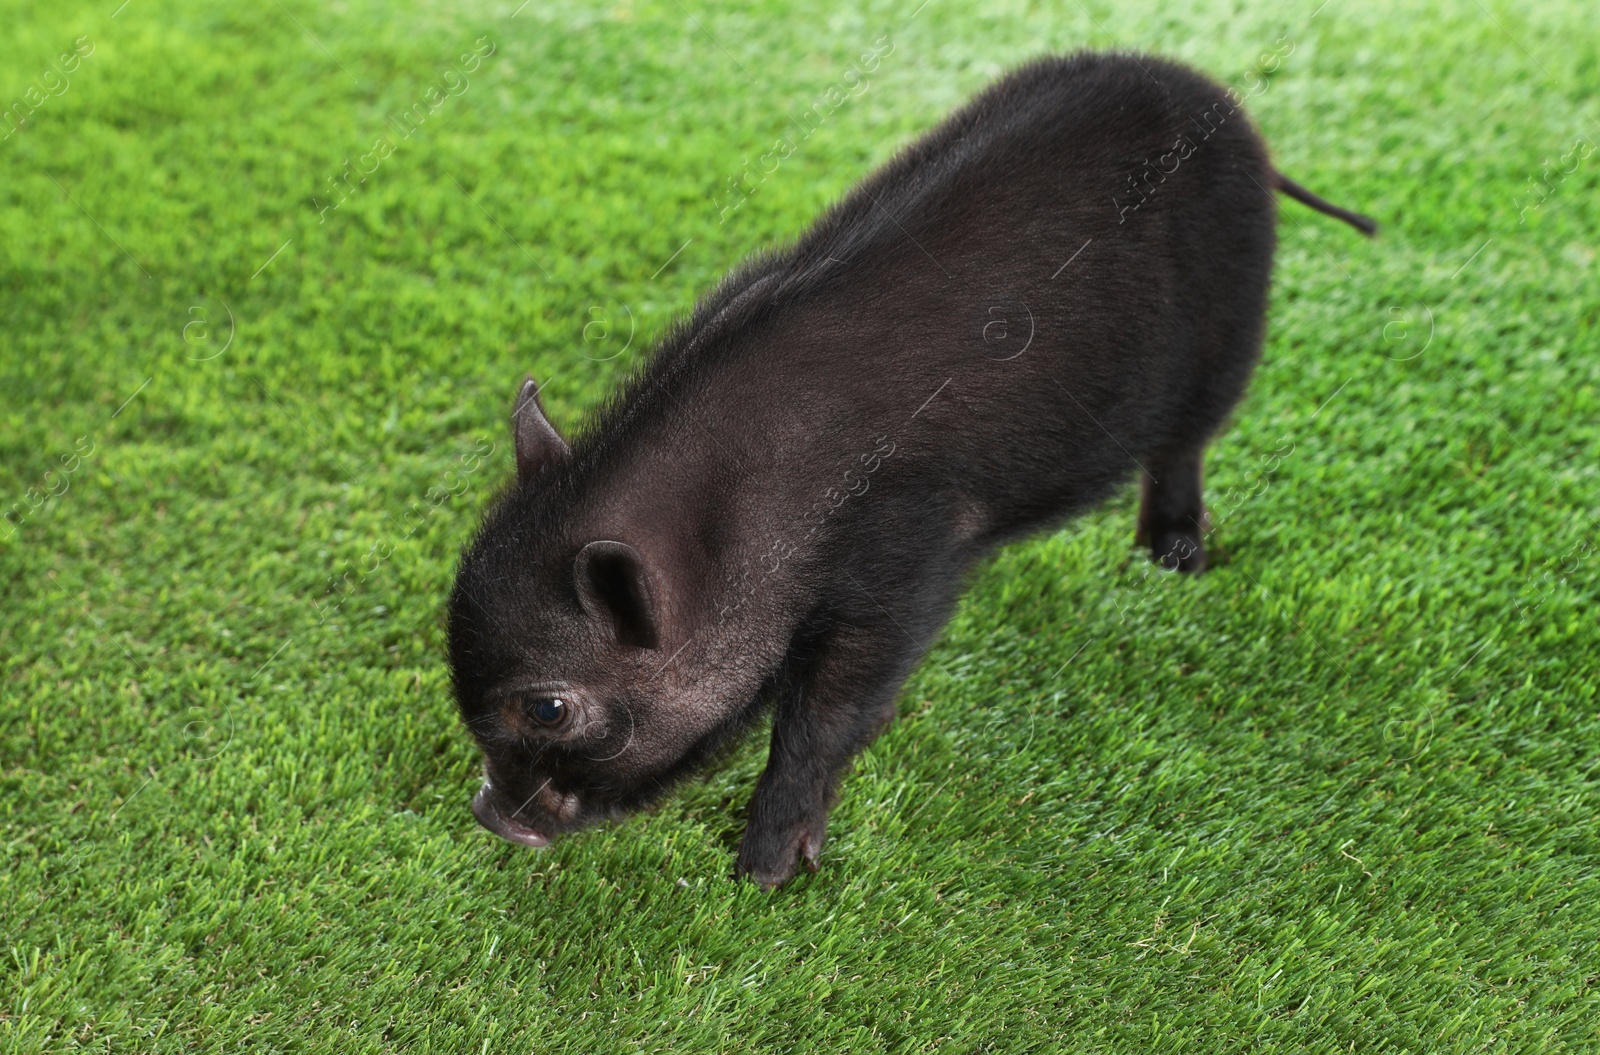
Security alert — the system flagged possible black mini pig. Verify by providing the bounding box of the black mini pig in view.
[448,51,1375,887]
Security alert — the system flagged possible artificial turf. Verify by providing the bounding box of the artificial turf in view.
[2,0,1598,1050]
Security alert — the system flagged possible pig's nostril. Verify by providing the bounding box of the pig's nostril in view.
[471,783,550,848]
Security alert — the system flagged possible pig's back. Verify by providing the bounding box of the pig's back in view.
[577,52,1278,567]
[716,52,1278,542]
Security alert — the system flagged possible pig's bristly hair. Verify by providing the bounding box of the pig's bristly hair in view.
[558,254,789,482]
[448,49,1380,873]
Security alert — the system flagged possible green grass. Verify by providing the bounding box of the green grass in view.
[2,0,1597,1050]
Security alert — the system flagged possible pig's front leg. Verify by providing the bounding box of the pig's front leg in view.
[735,625,914,888]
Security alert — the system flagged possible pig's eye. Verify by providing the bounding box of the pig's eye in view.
[524,696,568,728]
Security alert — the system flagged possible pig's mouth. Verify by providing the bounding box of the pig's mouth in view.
[471,783,551,848]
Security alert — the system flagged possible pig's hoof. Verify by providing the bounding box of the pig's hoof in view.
[735,823,825,889]
[1150,531,1207,574]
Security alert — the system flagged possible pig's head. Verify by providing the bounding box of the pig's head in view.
[447,378,752,849]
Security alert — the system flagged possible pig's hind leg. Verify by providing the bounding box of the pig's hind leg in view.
[1136,442,1209,573]
[1133,181,1273,574]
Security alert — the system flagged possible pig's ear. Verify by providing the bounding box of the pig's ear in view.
[573,540,660,649]
[512,376,569,483]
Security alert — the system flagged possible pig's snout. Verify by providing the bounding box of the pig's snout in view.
[471,783,551,848]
